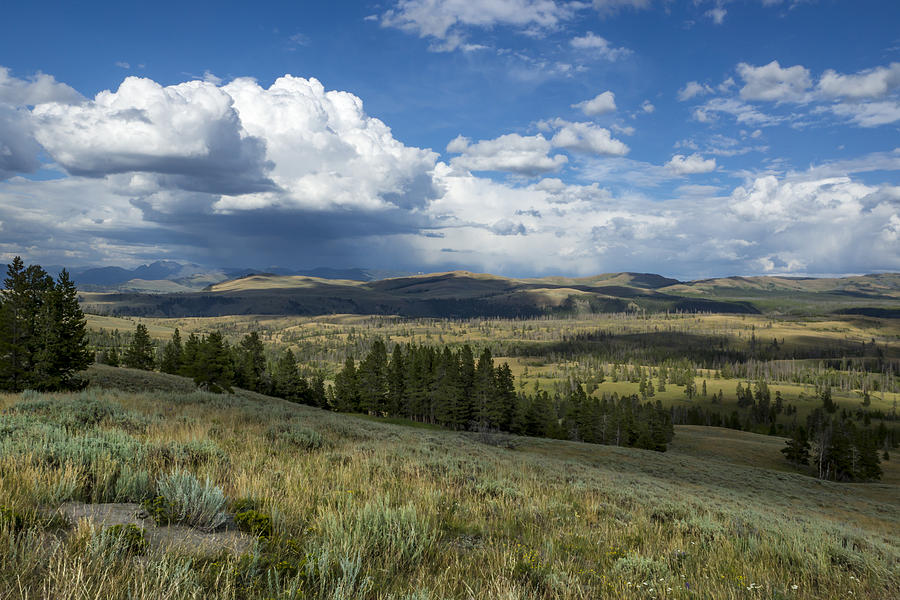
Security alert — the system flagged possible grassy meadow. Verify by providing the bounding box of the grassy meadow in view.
[1,366,898,599]
[87,311,900,419]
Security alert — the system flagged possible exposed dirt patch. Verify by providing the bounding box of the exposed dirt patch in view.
[58,502,256,556]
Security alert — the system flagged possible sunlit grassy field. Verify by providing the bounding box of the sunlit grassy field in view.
[1,367,898,599]
[86,311,900,419]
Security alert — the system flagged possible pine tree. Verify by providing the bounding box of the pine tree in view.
[159,328,184,375]
[457,345,476,426]
[494,363,517,431]
[123,323,156,370]
[101,346,120,367]
[781,426,811,468]
[194,332,234,393]
[0,258,54,391]
[474,348,497,429]
[179,332,201,378]
[432,347,461,426]
[234,331,266,392]
[387,344,405,415]
[33,269,92,390]
[334,356,361,412]
[358,339,388,415]
[272,349,303,401]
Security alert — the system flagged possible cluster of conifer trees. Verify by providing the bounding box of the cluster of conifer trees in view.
[330,341,674,451]
[0,258,92,392]
[108,325,327,403]
[780,390,891,481]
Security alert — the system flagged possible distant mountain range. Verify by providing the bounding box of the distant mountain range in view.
[44,261,409,293]
[74,268,900,319]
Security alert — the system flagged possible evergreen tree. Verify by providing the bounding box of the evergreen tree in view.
[781,426,811,468]
[334,356,361,412]
[272,349,306,402]
[101,346,120,367]
[494,363,517,431]
[474,348,497,428]
[179,332,201,378]
[432,347,461,426]
[457,345,476,426]
[0,258,54,390]
[820,387,837,414]
[194,332,234,393]
[386,344,405,415]
[309,374,327,408]
[33,269,92,390]
[234,331,266,392]
[159,328,184,375]
[358,339,388,415]
[123,323,156,370]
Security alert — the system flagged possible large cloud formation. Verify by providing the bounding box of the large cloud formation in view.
[0,67,82,180]
[1,67,898,278]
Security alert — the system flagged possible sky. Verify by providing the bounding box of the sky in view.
[1,0,899,279]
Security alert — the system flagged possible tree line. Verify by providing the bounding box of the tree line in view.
[114,328,674,450]
[107,324,328,404]
[330,341,674,451]
[0,258,92,392]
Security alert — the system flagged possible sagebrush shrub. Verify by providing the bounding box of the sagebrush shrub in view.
[153,470,226,532]
[265,423,325,451]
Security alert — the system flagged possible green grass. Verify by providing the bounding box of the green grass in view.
[1,366,897,599]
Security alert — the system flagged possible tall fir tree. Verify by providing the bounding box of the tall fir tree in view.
[234,331,266,392]
[123,323,155,371]
[194,332,234,393]
[386,344,405,415]
[179,332,201,378]
[272,349,306,402]
[358,339,388,414]
[0,258,53,390]
[334,356,361,412]
[159,328,184,375]
[33,269,92,390]
[473,347,497,429]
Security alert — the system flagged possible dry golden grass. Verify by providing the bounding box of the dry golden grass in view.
[1,367,898,599]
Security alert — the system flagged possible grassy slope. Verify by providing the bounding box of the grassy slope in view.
[1,367,897,599]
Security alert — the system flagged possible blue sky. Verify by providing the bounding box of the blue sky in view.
[1,0,899,279]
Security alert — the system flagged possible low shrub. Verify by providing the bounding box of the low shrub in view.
[101,524,149,555]
[611,554,671,581]
[235,509,273,538]
[265,423,325,451]
[0,505,27,533]
[151,470,227,531]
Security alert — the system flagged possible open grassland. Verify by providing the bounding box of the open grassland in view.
[87,311,900,360]
[1,369,898,599]
[86,311,900,420]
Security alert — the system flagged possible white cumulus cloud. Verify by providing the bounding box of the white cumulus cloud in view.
[572,91,616,116]
[381,0,571,51]
[569,32,631,60]
[666,154,717,175]
[0,66,83,106]
[818,62,900,99]
[222,75,440,210]
[548,119,629,156]
[447,133,567,175]
[32,77,273,195]
[677,81,714,101]
[737,60,812,102]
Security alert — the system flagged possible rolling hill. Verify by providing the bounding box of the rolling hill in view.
[76,270,900,319]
